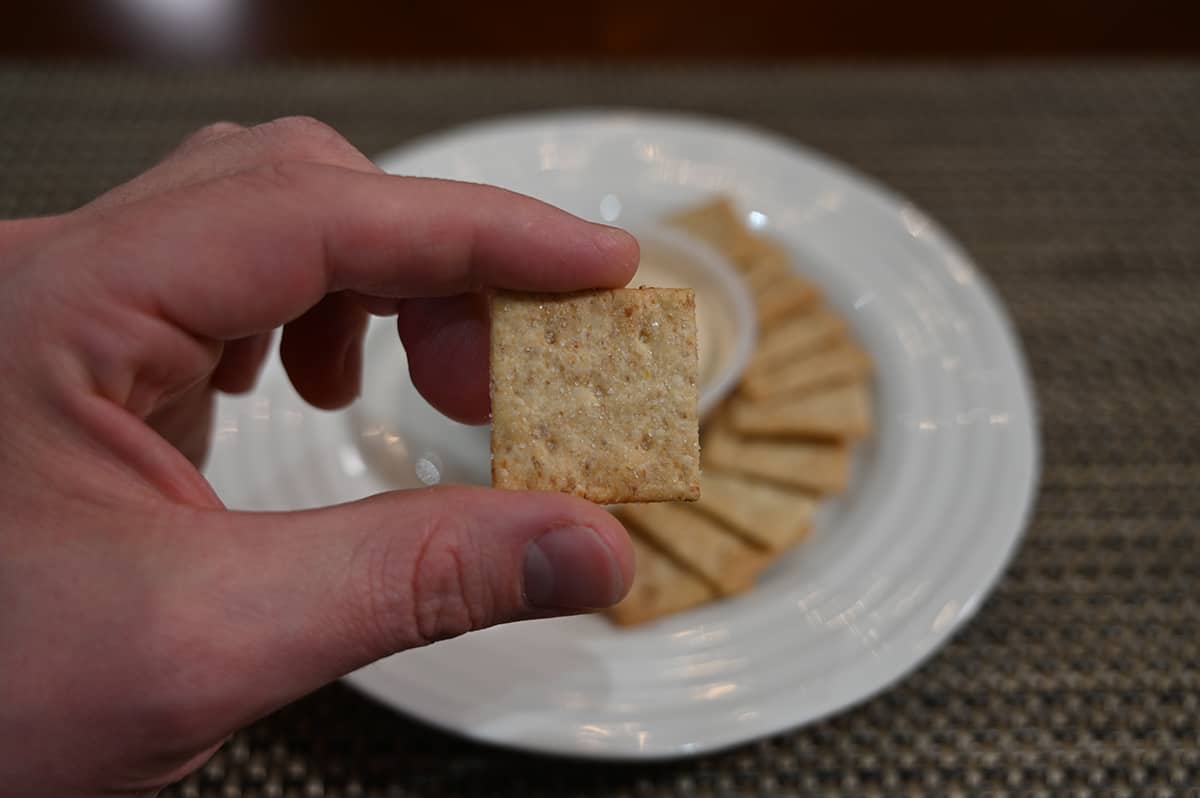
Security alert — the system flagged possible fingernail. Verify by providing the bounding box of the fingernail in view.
[523,526,625,610]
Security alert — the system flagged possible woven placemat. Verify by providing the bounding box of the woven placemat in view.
[2,64,1197,797]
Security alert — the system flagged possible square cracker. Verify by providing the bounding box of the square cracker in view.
[730,381,872,441]
[703,419,851,495]
[490,288,700,503]
[618,503,769,595]
[695,470,817,552]
[607,537,716,626]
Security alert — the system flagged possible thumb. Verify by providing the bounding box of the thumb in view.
[166,485,632,725]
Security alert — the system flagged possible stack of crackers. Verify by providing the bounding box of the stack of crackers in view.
[487,197,872,627]
[608,197,873,626]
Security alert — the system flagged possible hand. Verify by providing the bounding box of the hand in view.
[0,117,637,797]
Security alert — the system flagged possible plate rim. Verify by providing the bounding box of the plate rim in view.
[345,109,1040,759]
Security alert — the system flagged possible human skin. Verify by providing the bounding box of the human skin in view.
[0,116,637,797]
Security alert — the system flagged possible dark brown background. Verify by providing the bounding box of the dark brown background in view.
[4,0,1200,63]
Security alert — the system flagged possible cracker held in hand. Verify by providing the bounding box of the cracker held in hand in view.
[490,288,700,503]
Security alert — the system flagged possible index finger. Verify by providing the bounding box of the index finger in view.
[87,162,639,340]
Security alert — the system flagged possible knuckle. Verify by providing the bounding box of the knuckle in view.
[257,115,366,166]
[196,120,245,139]
[177,120,245,152]
[266,114,338,139]
[410,517,494,645]
[354,514,495,651]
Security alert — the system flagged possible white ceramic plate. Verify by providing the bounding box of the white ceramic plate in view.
[204,111,1039,759]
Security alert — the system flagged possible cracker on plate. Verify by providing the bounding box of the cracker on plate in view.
[600,196,877,625]
[669,198,819,327]
[739,339,871,401]
[746,307,847,378]
[490,288,701,503]
[665,196,756,262]
[730,381,872,441]
[734,235,791,279]
[607,536,717,626]
[703,420,851,495]
[756,276,822,327]
[618,503,769,595]
[735,237,822,326]
[695,470,817,552]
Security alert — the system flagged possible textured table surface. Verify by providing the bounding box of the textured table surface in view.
[2,64,1197,797]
